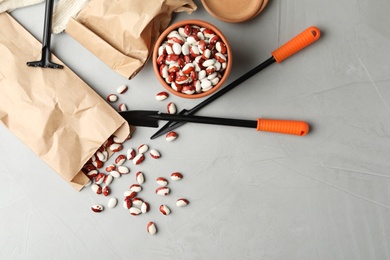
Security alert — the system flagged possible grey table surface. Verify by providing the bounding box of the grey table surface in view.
[1,0,390,259]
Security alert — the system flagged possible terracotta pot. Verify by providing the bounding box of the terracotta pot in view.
[153,19,232,99]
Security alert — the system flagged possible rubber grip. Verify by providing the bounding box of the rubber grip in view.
[271,26,320,63]
[256,119,309,136]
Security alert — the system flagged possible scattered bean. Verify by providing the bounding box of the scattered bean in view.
[127,148,136,160]
[129,207,142,216]
[95,173,105,185]
[107,198,118,208]
[86,169,98,179]
[136,171,145,184]
[133,154,145,165]
[91,184,102,194]
[156,91,169,101]
[155,187,170,196]
[138,144,149,154]
[109,143,123,152]
[167,102,177,114]
[141,202,150,213]
[165,131,178,142]
[150,149,161,159]
[107,94,118,102]
[105,164,116,172]
[114,154,126,165]
[170,172,183,181]
[159,205,171,215]
[129,184,142,192]
[176,198,189,207]
[118,103,128,111]
[110,170,121,178]
[102,186,110,196]
[123,198,132,209]
[132,198,144,206]
[92,159,103,169]
[156,177,168,186]
[147,222,157,235]
[91,204,104,213]
[124,190,137,199]
[103,174,113,185]
[117,84,128,94]
[117,165,130,175]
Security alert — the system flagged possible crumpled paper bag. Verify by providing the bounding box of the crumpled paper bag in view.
[66,0,197,79]
[0,13,130,190]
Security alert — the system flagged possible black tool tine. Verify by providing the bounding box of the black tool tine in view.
[26,0,63,69]
[150,109,189,139]
[119,111,160,128]
[150,121,184,139]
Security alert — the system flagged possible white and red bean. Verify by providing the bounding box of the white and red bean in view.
[114,154,126,165]
[117,165,130,175]
[138,144,149,154]
[170,172,183,181]
[107,94,118,102]
[123,198,132,209]
[129,184,142,192]
[132,198,144,206]
[105,164,116,172]
[156,91,169,101]
[91,204,104,213]
[118,103,128,112]
[124,190,137,199]
[167,102,177,114]
[133,154,145,165]
[136,171,145,184]
[159,205,171,215]
[103,174,113,185]
[165,131,178,142]
[129,207,142,216]
[147,222,157,235]
[95,173,105,185]
[109,143,123,152]
[91,184,102,194]
[176,198,189,207]
[155,187,170,196]
[156,177,168,186]
[107,198,118,208]
[126,148,136,160]
[102,185,110,196]
[110,170,121,178]
[150,149,161,159]
[117,84,128,94]
[141,202,150,213]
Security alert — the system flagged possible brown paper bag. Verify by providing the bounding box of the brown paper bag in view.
[0,13,130,190]
[66,0,197,79]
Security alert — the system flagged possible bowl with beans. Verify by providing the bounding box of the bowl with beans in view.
[153,20,232,99]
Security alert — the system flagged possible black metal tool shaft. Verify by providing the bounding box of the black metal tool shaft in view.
[149,113,258,129]
[27,0,63,69]
[150,56,276,139]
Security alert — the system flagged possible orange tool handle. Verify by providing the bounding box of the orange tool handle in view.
[256,119,309,136]
[271,26,320,63]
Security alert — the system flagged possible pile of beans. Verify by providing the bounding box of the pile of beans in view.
[83,86,187,235]
[156,24,229,95]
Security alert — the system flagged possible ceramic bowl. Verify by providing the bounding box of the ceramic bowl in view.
[152,19,232,99]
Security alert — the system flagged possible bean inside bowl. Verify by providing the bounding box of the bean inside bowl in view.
[153,20,232,99]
